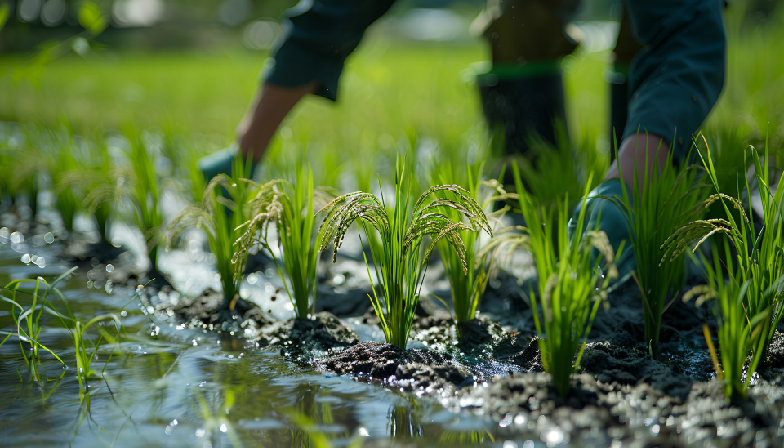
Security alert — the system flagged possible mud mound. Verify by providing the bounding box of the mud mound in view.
[313,342,475,390]
[267,311,359,351]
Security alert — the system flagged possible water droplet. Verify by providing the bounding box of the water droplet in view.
[121,310,127,317]
[195,429,205,437]
[87,280,94,288]
[44,232,54,244]
[106,264,114,272]
[0,227,9,243]
[35,257,46,268]
[21,254,30,264]
[105,280,113,294]
[10,231,23,244]
[136,285,144,293]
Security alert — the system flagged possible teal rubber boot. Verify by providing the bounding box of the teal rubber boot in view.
[568,179,635,284]
[198,146,258,183]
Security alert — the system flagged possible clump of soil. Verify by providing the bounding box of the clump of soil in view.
[312,342,476,391]
[158,289,358,352]
[265,312,359,352]
[492,333,544,371]
[163,288,272,331]
[63,239,126,266]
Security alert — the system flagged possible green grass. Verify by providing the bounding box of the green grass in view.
[317,155,490,348]
[236,164,325,319]
[167,154,253,305]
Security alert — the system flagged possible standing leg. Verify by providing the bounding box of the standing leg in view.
[471,0,581,159]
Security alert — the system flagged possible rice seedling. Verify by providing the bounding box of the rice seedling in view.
[494,165,616,397]
[0,125,45,220]
[429,158,507,336]
[60,139,116,243]
[605,136,708,359]
[317,155,490,348]
[1,266,126,406]
[167,153,253,305]
[663,140,784,361]
[684,242,769,400]
[0,268,76,382]
[49,290,124,402]
[84,131,165,268]
[235,164,328,319]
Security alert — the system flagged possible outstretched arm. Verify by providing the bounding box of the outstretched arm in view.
[606,0,726,192]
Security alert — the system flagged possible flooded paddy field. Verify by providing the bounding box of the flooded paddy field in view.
[3,208,784,448]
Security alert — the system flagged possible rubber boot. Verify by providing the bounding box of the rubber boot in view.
[477,63,569,159]
[608,62,630,161]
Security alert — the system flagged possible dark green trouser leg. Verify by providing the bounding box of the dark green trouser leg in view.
[609,4,643,162]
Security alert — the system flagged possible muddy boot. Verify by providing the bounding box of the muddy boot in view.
[477,63,569,158]
[608,62,630,156]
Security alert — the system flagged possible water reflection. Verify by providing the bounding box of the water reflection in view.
[0,245,529,448]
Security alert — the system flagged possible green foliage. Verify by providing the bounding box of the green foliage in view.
[663,141,784,362]
[317,156,490,348]
[684,243,768,400]
[236,165,328,319]
[168,154,253,304]
[77,1,107,36]
[494,165,615,397]
[0,4,9,32]
[607,139,708,358]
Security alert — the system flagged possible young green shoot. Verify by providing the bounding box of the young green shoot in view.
[663,139,784,361]
[510,165,616,397]
[0,267,76,382]
[167,153,253,305]
[607,135,707,358]
[235,165,328,319]
[317,156,491,348]
[684,242,769,400]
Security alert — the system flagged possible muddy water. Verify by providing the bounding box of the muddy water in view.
[0,222,556,448]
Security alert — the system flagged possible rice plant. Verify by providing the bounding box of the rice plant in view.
[429,160,507,335]
[1,267,125,403]
[84,131,164,268]
[606,137,708,358]
[51,292,124,401]
[663,140,784,361]
[0,268,76,382]
[235,165,329,319]
[317,155,490,348]
[684,242,769,400]
[487,165,616,397]
[167,153,253,305]
[61,140,115,243]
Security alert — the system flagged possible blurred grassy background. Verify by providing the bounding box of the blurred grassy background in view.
[0,1,782,185]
